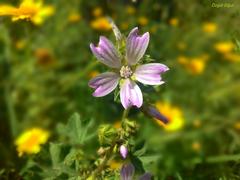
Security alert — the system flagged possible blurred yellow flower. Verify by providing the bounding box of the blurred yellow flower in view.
[92,7,102,17]
[202,22,217,33]
[15,128,49,157]
[214,41,234,54]
[0,0,54,25]
[178,55,207,75]
[15,39,27,50]
[90,17,112,31]
[113,121,121,129]
[34,48,56,67]
[88,70,99,79]
[223,52,240,62]
[150,25,158,34]
[68,12,81,23]
[193,119,201,128]
[120,22,129,30]
[188,58,206,74]
[234,121,240,130]
[169,18,179,27]
[155,102,184,131]
[126,6,136,15]
[177,55,188,64]
[177,42,187,51]
[138,16,149,26]
[192,141,201,151]
[109,160,122,170]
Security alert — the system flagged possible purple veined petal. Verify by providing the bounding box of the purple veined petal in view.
[120,163,135,180]
[139,173,152,180]
[134,63,169,85]
[90,36,121,68]
[88,72,120,97]
[120,79,143,109]
[126,27,150,65]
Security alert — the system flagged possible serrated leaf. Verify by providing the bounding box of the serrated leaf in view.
[57,113,96,145]
[67,113,82,143]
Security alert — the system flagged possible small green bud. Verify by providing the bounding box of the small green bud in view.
[98,124,118,146]
[113,144,118,153]
[97,147,107,156]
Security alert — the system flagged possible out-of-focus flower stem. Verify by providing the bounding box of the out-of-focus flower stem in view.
[191,153,240,164]
[1,25,18,138]
[4,84,18,138]
[122,108,130,121]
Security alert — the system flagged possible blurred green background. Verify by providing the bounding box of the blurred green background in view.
[0,0,240,179]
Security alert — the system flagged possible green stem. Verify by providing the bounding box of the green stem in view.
[91,108,130,178]
[1,25,18,138]
[191,153,240,164]
[122,108,130,121]
[92,145,115,178]
[4,84,18,137]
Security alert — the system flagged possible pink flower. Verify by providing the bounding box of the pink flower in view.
[89,27,169,109]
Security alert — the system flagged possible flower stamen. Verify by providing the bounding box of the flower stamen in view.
[120,66,132,78]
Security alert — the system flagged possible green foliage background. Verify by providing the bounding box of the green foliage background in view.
[0,0,240,179]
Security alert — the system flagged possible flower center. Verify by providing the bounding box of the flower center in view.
[120,66,132,78]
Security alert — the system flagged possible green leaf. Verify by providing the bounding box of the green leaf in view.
[0,169,5,176]
[130,155,145,174]
[57,113,96,145]
[50,143,62,167]
[134,145,147,157]
[139,155,162,164]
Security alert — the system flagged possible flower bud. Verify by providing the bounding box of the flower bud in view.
[107,17,124,44]
[142,105,169,124]
[120,145,128,159]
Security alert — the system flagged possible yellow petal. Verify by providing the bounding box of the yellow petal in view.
[32,5,54,25]
[0,5,18,16]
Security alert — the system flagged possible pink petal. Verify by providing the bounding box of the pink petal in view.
[134,63,169,85]
[120,79,143,109]
[126,27,150,65]
[90,36,121,68]
[88,72,120,97]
